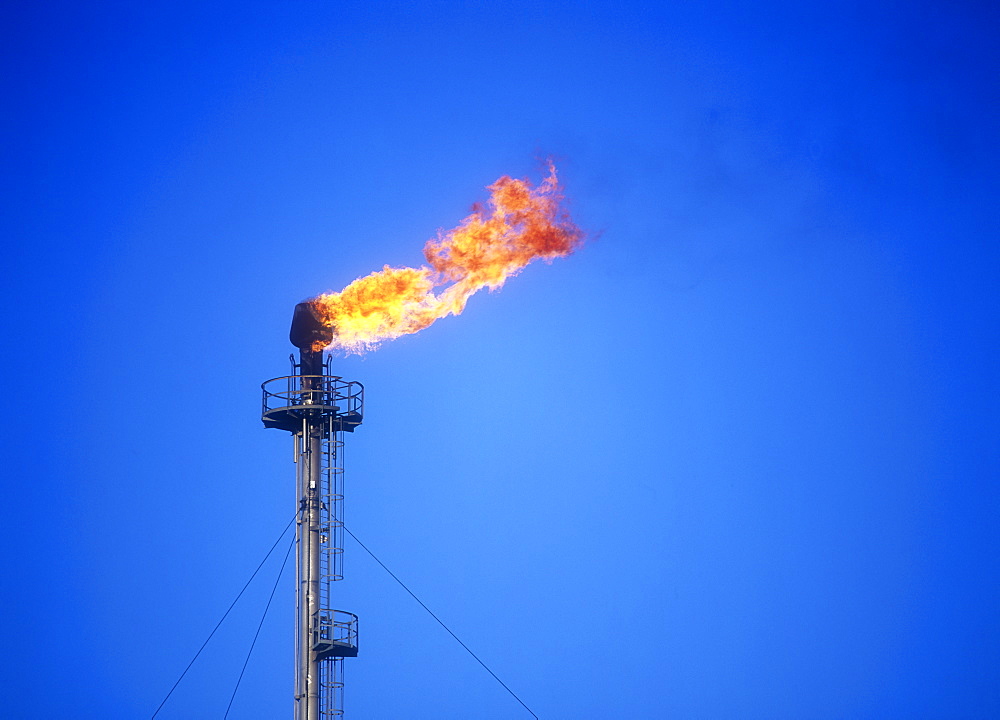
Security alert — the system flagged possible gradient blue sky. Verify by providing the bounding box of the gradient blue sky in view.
[3,1,998,718]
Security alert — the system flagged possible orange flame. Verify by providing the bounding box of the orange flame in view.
[313,163,583,353]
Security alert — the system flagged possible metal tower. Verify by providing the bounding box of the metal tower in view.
[261,302,364,719]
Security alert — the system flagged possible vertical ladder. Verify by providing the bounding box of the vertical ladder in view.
[318,415,346,718]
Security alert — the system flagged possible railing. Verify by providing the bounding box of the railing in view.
[312,609,359,658]
[261,375,364,418]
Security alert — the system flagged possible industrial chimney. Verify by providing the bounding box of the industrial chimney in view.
[261,301,364,719]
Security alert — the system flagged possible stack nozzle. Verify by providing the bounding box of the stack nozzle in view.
[290,301,331,377]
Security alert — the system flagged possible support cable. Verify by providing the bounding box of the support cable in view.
[224,533,296,718]
[151,515,296,719]
[343,525,540,720]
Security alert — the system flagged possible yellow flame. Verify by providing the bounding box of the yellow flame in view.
[313,163,583,353]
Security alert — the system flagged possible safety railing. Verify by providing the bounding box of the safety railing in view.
[312,609,359,659]
[262,375,363,417]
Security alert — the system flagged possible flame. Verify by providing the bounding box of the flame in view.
[313,163,583,353]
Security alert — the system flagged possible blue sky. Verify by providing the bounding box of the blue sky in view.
[3,1,997,718]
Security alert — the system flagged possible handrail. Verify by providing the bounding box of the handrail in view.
[261,375,364,420]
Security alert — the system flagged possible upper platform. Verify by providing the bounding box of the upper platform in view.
[261,375,364,433]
